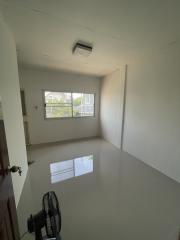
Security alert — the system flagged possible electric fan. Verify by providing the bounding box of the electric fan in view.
[27,191,61,240]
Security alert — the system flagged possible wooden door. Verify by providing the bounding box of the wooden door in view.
[0,120,20,240]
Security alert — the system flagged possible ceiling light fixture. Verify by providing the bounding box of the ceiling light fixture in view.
[73,42,93,57]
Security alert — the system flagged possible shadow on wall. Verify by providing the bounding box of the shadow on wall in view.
[0,97,3,120]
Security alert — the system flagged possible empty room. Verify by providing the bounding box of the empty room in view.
[0,1,180,240]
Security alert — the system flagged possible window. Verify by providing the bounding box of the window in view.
[44,91,72,118]
[72,93,94,117]
[44,91,95,119]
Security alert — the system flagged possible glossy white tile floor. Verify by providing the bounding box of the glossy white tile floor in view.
[18,138,180,240]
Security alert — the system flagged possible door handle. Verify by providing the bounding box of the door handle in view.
[8,166,22,176]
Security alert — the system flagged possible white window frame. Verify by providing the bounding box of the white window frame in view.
[43,90,95,119]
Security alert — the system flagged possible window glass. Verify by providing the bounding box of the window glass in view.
[45,91,72,118]
[72,93,94,117]
[44,91,95,118]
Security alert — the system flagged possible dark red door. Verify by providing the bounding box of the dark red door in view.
[0,120,20,240]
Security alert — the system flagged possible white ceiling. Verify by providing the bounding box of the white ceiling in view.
[0,0,180,76]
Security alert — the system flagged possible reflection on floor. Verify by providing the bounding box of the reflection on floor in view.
[17,138,180,240]
[50,155,93,183]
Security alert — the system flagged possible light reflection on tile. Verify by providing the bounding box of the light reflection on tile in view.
[50,155,93,183]
[17,139,180,240]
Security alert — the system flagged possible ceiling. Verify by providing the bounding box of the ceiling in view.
[0,0,180,76]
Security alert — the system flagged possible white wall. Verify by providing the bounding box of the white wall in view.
[123,47,180,183]
[100,69,125,149]
[0,16,28,206]
[19,68,101,145]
